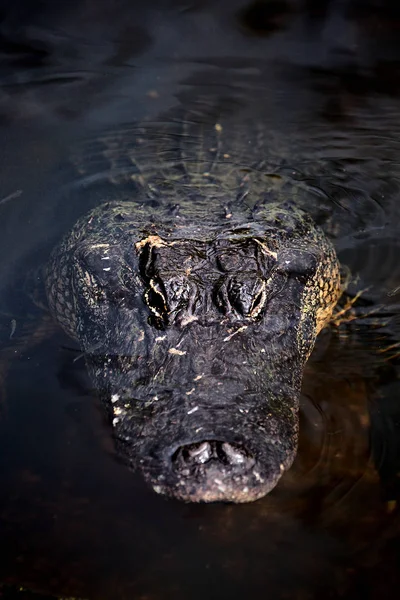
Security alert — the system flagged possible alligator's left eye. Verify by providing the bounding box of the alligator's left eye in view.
[144,278,168,325]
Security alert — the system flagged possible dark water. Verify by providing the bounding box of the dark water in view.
[1,0,400,598]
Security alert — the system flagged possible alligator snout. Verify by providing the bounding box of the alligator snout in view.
[170,440,261,502]
[145,434,289,503]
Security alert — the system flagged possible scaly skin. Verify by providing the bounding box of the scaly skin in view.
[45,106,342,503]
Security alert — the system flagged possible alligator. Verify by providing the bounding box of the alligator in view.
[45,101,344,503]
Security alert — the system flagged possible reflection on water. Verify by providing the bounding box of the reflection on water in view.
[1,0,400,598]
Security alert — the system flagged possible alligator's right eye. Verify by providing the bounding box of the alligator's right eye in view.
[228,276,268,319]
[215,274,269,320]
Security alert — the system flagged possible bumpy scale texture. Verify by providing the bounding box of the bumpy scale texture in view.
[46,105,342,502]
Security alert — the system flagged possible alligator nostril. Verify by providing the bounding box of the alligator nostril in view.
[173,440,255,470]
[185,441,212,464]
[220,442,248,465]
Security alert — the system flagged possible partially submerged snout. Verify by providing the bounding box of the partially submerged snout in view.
[113,390,299,503]
[152,438,286,503]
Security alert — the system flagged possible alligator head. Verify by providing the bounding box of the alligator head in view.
[46,201,341,502]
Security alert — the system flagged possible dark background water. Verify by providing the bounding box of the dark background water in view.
[1,0,400,598]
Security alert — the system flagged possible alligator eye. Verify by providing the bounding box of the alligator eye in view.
[144,278,168,321]
[227,279,245,315]
[219,276,268,319]
[248,280,267,319]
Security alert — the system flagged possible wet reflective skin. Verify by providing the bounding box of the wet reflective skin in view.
[46,195,341,502]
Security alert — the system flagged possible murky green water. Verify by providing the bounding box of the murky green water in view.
[1,1,400,598]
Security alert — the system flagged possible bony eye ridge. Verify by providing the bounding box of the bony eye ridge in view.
[248,280,267,319]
